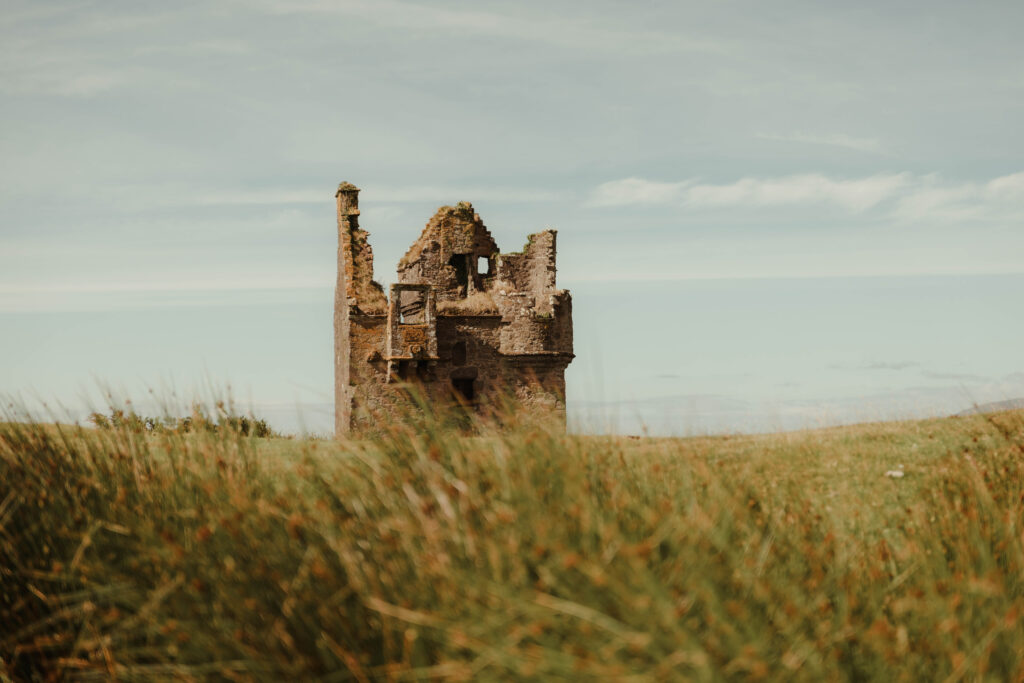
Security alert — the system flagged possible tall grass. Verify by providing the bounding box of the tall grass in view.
[2,402,1023,680]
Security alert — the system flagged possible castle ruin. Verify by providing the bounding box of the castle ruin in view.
[334,182,574,435]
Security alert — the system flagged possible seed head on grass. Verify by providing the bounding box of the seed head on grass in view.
[2,403,1024,679]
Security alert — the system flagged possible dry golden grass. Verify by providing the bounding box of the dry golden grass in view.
[437,291,499,316]
[2,405,1024,680]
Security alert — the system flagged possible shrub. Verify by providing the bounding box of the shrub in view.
[88,404,279,438]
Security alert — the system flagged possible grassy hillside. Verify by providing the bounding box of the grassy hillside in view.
[2,406,1023,681]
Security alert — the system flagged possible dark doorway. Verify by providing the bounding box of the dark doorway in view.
[397,360,411,380]
[416,361,432,382]
[452,377,474,403]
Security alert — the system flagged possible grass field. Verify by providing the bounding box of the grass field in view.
[2,404,1024,681]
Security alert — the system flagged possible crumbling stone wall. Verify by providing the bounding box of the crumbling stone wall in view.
[334,182,574,436]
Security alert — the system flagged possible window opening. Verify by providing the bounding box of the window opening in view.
[399,288,426,324]
[476,257,489,276]
[448,254,469,290]
[451,341,467,366]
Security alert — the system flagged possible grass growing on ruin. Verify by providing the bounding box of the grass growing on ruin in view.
[3,403,1024,680]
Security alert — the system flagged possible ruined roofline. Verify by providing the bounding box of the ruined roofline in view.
[397,201,498,270]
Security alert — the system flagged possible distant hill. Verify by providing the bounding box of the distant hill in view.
[957,398,1024,416]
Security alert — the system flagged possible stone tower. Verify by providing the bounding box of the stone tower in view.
[334,182,573,436]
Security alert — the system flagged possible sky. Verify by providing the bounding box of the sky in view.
[2,1,1023,434]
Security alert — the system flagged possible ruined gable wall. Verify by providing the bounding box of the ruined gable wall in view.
[492,230,555,294]
[397,203,498,302]
[493,230,573,356]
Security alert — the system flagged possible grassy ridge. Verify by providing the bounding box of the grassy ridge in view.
[2,407,1024,680]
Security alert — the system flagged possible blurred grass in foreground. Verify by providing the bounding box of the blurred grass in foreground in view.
[2,402,1024,681]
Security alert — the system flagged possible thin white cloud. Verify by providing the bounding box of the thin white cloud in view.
[987,172,1024,198]
[686,174,909,211]
[588,171,1024,222]
[588,173,910,211]
[245,0,725,55]
[891,172,1024,222]
[581,178,692,207]
[758,131,886,154]
[890,181,979,222]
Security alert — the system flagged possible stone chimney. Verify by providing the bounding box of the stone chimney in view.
[336,181,360,220]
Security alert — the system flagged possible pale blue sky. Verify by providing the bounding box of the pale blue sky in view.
[2,1,1022,433]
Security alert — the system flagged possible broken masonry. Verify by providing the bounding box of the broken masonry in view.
[333,182,574,435]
